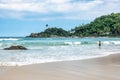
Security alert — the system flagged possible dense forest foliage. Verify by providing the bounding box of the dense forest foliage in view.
[27,13,120,37]
[27,27,69,37]
[73,13,120,37]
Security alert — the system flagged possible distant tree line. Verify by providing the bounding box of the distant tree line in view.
[27,27,70,38]
[27,13,120,38]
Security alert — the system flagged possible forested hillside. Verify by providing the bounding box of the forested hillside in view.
[27,13,120,37]
[27,27,69,37]
[73,13,120,37]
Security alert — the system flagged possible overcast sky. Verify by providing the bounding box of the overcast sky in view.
[0,0,120,37]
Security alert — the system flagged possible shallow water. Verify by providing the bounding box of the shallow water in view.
[0,37,120,66]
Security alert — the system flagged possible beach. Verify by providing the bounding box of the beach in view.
[0,53,120,80]
[0,2,120,80]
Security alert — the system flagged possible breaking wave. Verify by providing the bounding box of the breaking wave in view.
[0,38,19,41]
[0,41,120,49]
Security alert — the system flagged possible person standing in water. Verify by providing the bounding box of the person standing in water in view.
[98,41,101,48]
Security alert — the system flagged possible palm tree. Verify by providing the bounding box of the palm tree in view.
[46,24,48,29]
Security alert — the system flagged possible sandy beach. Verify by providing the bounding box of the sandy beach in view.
[0,53,120,80]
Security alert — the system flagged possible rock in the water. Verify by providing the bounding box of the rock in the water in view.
[4,45,27,50]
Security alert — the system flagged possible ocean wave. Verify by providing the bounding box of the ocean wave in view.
[0,41,120,49]
[64,42,81,45]
[0,52,115,66]
[0,43,22,49]
[102,41,120,44]
[0,38,19,41]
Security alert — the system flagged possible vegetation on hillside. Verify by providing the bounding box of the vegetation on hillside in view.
[27,13,120,37]
[28,27,69,37]
[73,13,120,37]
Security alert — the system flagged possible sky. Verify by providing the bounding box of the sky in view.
[0,0,120,37]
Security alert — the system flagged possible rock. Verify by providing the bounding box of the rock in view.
[28,33,38,37]
[4,45,27,50]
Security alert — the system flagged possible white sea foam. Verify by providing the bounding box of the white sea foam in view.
[0,37,120,66]
[0,52,119,67]
[103,41,120,44]
[64,42,73,45]
[74,42,81,45]
[0,38,19,41]
[0,59,61,66]
[64,42,81,45]
[111,41,120,44]
[102,41,110,44]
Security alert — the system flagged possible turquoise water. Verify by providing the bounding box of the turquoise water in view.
[0,37,120,66]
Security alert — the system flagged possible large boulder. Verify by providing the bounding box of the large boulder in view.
[4,45,27,50]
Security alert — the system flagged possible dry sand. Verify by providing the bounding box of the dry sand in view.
[0,53,120,80]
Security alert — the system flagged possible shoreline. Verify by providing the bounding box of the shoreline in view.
[0,52,118,67]
[0,53,120,80]
[0,36,120,38]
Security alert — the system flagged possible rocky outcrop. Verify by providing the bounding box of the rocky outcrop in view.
[27,33,38,38]
[26,27,70,38]
[4,45,27,50]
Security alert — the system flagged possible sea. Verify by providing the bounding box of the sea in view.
[0,37,120,66]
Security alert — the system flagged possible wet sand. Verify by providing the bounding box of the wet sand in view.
[0,53,120,80]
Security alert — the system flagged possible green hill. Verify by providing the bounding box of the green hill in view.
[27,13,120,37]
[73,13,120,37]
[27,27,69,38]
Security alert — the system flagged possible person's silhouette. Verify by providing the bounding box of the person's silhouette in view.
[98,41,101,48]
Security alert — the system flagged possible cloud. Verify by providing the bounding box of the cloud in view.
[0,0,120,20]
[0,0,102,12]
